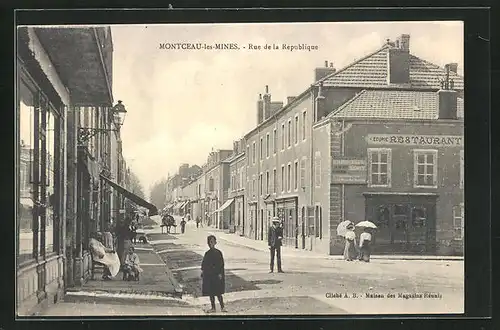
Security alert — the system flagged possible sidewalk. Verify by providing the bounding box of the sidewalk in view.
[207,228,464,261]
[66,241,183,305]
[38,301,204,316]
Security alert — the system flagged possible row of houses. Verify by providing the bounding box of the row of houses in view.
[166,34,464,257]
[16,26,158,316]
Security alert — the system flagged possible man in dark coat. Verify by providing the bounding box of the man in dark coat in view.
[201,235,226,313]
[268,217,284,273]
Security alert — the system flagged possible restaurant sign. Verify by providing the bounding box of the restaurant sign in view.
[331,159,367,184]
[366,134,463,147]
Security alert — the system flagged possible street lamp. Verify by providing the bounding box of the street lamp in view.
[78,100,128,144]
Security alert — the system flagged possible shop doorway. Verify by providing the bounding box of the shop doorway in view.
[365,195,437,254]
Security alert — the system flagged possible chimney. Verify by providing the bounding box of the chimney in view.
[447,63,458,74]
[437,65,458,120]
[287,96,296,105]
[263,85,272,120]
[314,60,336,82]
[315,82,326,122]
[387,34,410,85]
[397,34,410,52]
[257,93,264,124]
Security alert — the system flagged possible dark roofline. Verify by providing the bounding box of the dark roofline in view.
[244,87,313,139]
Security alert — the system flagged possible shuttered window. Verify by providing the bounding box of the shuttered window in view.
[300,158,307,189]
[460,150,464,189]
[453,203,464,240]
[314,152,321,187]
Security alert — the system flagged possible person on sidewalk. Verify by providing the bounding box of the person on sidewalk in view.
[359,228,372,262]
[201,235,227,313]
[180,217,187,234]
[343,224,358,261]
[89,232,120,280]
[196,216,200,228]
[268,217,284,273]
[123,245,143,281]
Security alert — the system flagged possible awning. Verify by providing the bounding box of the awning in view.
[100,174,158,216]
[173,201,185,211]
[214,199,234,213]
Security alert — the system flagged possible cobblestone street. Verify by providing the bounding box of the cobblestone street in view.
[148,221,464,315]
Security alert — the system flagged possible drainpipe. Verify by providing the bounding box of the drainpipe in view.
[341,118,346,222]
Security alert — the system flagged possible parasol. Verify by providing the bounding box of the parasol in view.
[355,221,377,229]
[337,220,354,237]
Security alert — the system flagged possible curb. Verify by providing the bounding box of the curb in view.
[215,234,464,261]
[63,291,193,307]
[145,234,184,297]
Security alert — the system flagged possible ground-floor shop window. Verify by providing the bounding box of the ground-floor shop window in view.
[17,73,62,266]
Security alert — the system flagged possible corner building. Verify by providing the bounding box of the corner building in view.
[243,34,464,256]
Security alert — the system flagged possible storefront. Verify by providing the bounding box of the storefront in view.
[248,202,258,240]
[17,56,65,315]
[364,193,437,254]
[276,197,298,248]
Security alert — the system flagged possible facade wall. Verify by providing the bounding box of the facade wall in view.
[245,92,315,246]
[327,119,464,255]
[229,154,246,235]
[16,28,69,315]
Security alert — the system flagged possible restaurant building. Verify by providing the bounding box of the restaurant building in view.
[240,34,463,255]
[310,36,464,256]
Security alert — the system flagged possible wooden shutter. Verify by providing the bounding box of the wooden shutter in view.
[432,150,438,187]
[386,149,392,187]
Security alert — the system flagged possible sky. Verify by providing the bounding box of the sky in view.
[110,21,463,196]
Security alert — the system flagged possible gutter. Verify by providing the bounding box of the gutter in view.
[92,28,113,106]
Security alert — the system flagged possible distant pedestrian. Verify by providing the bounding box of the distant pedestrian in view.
[268,217,284,273]
[180,218,187,234]
[201,235,226,313]
[196,216,200,228]
[343,224,357,261]
[359,228,372,262]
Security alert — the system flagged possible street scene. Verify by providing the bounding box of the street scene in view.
[16,21,464,317]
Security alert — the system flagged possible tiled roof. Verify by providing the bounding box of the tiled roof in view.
[320,45,464,90]
[329,90,464,120]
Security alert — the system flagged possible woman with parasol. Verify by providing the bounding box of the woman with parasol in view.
[337,220,358,261]
[356,221,377,262]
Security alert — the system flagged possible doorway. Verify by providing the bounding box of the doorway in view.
[365,195,437,254]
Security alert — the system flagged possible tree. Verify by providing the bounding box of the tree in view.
[150,179,168,210]
[128,170,146,199]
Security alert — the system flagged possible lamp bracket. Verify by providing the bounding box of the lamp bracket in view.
[78,127,117,144]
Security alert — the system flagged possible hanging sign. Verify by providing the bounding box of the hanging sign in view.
[331,159,367,184]
[366,134,463,147]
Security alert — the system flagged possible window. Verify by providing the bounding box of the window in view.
[307,206,315,236]
[281,123,285,150]
[300,158,307,189]
[18,77,62,264]
[453,203,464,240]
[252,176,256,196]
[266,133,270,158]
[252,142,256,164]
[260,137,263,160]
[281,166,285,192]
[314,152,321,187]
[315,206,322,238]
[209,177,214,191]
[246,145,250,165]
[266,171,270,194]
[302,111,307,141]
[273,168,277,193]
[411,206,427,228]
[460,150,464,189]
[368,148,392,187]
[294,115,299,144]
[273,129,277,154]
[259,173,263,195]
[287,164,291,192]
[294,161,299,190]
[287,120,292,148]
[413,149,438,188]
